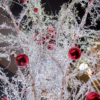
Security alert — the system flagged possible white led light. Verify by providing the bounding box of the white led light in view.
[79,63,89,70]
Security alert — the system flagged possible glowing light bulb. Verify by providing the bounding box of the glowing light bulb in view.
[79,63,88,70]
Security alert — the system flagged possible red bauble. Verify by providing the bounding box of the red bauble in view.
[23,89,26,92]
[34,8,38,13]
[1,98,8,100]
[69,78,71,80]
[74,34,76,38]
[75,44,78,48]
[68,47,81,60]
[47,39,56,50]
[47,45,53,50]
[49,39,56,45]
[15,54,29,67]
[86,92,100,100]
[38,37,45,45]
[91,72,94,74]
[34,33,45,45]
[12,54,14,56]
[74,34,79,38]
[49,29,53,33]
[46,25,57,39]
[21,0,26,3]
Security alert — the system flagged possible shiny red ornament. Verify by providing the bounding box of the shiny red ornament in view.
[34,33,45,45]
[38,37,45,45]
[46,32,57,39]
[34,33,39,40]
[75,44,78,48]
[15,54,29,67]
[49,29,53,33]
[34,8,38,13]
[21,0,26,3]
[91,72,94,74]
[86,92,100,100]
[46,25,57,39]
[74,34,76,38]
[1,98,8,100]
[69,78,71,80]
[49,39,56,45]
[68,47,81,60]
[47,45,53,50]
[12,54,14,56]
[90,0,94,3]
[23,89,26,92]
[47,39,56,50]
[74,34,79,38]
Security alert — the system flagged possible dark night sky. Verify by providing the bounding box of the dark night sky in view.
[11,0,70,16]
[41,0,69,15]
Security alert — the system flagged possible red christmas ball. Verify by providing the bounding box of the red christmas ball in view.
[46,33,51,39]
[47,45,53,50]
[34,8,38,13]
[46,26,57,39]
[75,44,78,48]
[74,34,76,38]
[68,47,81,60]
[1,98,8,100]
[12,54,14,56]
[21,0,26,3]
[86,92,100,100]
[23,89,26,92]
[15,54,29,67]
[49,39,56,45]
[47,39,56,50]
[39,37,45,44]
[91,72,94,74]
[49,29,53,33]
[69,78,71,80]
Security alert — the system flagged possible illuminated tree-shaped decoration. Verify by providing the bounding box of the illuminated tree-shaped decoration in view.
[0,0,100,100]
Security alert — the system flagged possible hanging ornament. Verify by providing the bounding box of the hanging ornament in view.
[86,92,100,100]
[47,39,56,50]
[46,25,57,39]
[15,54,29,67]
[68,47,81,60]
[91,72,94,74]
[34,8,38,13]
[74,34,76,38]
[23,89,27,92]
[21,0,26,3]
[69,78,71,80]
[12,54,15,56]
[49,39,56,45]
[1,98,8,100]
[34,33,45,45]
[74,34,79,38]
[75,44,78,48]
[38,37,45,45]
[47,45,53,50]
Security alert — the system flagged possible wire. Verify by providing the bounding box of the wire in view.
[46,0,54,15]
